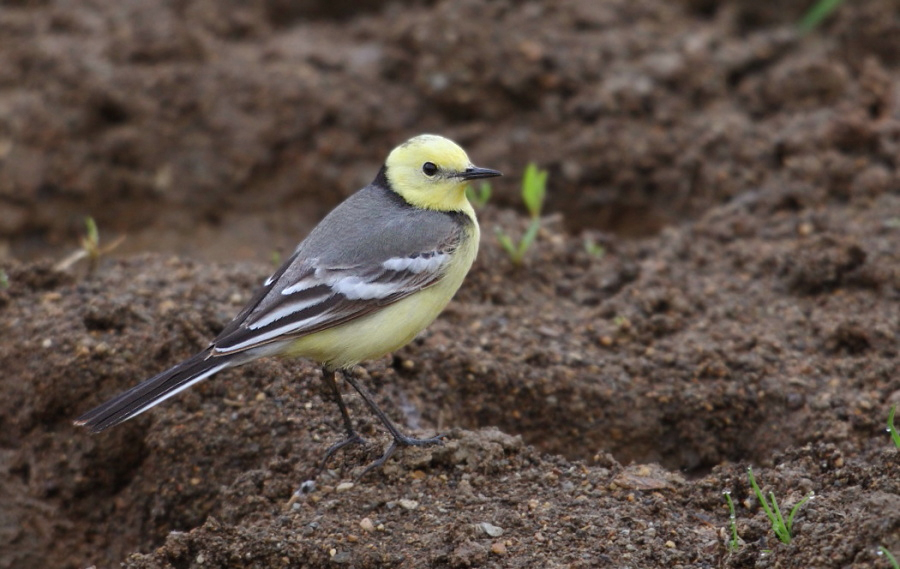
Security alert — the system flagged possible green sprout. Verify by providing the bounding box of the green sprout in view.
[723,490,741,552]
[55,216,125,273]
[799,0,844,33]
[495,163,547,265]
[889,406,900,448]
[584,236,606,258]
[466,180,492,209]
[748,467,814,545]
[271,250,283,267]
[879,546,899,569]
[0,269,8,289]
[81,217,101,269]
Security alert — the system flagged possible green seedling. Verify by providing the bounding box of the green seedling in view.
[466,180,492,209]
[799,0,844,33]
[495,163,548,265]
[55,216,125,273]
[879,546,899,569]
[748,467,814,545]
[584,236,606,258]
[82,216,101,268]
[0,269,8,289]
[889,406,900,448]
[271,250,283,267]
[723,490,741,552]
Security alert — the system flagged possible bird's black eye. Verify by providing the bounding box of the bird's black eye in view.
[422,162,438,177]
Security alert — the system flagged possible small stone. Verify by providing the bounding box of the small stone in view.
[398,499,418,510]
[333,550,353,563]
[359,518,375,532]
[491,542,507,555]
[478,522,504,537]
[335,482,354,492]
[665,540,676,548]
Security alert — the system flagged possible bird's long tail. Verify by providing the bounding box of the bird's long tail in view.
[74,348,236,433]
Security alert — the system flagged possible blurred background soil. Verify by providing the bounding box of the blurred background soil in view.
[1,0,899,567]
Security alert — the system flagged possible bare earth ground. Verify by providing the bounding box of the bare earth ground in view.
[1,0,900,568]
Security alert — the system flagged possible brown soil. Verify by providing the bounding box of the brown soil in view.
[2,0,900,568]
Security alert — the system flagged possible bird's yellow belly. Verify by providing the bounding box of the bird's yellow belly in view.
[283,227,478,369]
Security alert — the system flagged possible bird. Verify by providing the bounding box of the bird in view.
[74,134,501,474]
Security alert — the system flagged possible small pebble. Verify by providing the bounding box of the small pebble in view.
[336,482,355,492]
[478,522,504,537]
[491,542,507,555]
[359,518,375,532]
[398,499,419,510]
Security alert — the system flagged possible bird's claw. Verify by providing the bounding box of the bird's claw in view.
[355,432,446,481]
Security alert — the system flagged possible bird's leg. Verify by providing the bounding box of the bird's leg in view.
[340,369,444,478]
[317,367,367,471]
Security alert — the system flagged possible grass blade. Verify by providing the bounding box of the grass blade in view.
[798,0,844,33]
[879,546,899,569]
[496,231,517,260]
[723,491,740,552]
[787,492,814,535]
[522,163,547,219]
[889,406,900,448]
[748,467,794,545]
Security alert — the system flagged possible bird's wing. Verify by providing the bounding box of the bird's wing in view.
[211,229,463,355]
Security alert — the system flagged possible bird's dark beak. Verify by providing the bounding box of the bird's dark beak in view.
[458,166,502,180]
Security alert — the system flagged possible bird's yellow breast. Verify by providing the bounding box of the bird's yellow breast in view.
[282,221,479,369]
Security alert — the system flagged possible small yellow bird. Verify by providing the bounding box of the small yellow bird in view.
[75,134,500,473]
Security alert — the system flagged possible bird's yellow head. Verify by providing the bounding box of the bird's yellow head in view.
[384,134,501,212]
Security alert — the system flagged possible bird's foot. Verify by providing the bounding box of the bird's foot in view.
[355,432,446,481]
[318,431,368,472]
